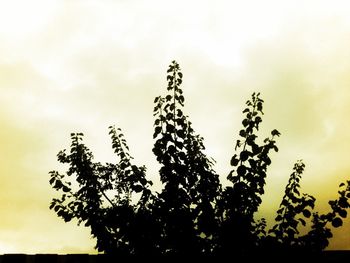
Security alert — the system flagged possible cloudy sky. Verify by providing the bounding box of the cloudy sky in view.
[1,0,350,253]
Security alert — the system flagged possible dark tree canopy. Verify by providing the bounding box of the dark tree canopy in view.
[49,61,350,258]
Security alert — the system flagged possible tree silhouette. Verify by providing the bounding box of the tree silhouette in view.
[49,61,350,257]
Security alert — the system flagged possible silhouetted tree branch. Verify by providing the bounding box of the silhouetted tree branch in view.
[49,61,350,257]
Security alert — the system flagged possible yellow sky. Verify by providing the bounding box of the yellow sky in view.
[1,0,350,253]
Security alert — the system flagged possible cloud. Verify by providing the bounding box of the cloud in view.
[1,0,350,252]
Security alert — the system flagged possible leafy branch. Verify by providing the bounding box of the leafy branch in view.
[49,61,350,257]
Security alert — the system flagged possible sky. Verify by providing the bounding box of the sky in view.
[1,0,350,253]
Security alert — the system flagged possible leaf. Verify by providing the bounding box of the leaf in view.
[179,95,184,103]
[235,140,241,150]
[178,151,186,161]
[166,113,174,120]
[49,177,55,185]
[338,209,347,218]
[252,145,260,155]
[328,200,335,207]
[227,170,234,181]
[242,119,249,127]
[275,215,282,221]
[54,180,63,189]
[239,129,246,137]
[63,213,73,222]
[153,126,162,138]
[49,202,55,210]
[332,217,343,228]
[166,124,175,133]
[168,145,176,154]
[240,151,249,162]
[62,186,71,193]
[177,129,186,139]
[281,199,289,207]
[271,129,281,137]
[339,197,349,208]
[57,210,64,217]
[293,188,300,196]
[230,155,239,166]
[298,218,306,226]
[237,165,246,177]
[120,161,129,170]
[133,185,143,193]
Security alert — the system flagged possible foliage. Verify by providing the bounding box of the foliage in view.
[50,61,350,257]
[152,62,221,255]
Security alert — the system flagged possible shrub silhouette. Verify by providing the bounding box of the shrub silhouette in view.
[49,61,350,257]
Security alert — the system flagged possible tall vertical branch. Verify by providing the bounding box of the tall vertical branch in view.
[173,63,177,148]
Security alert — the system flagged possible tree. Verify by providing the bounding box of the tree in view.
[49,61,350,257]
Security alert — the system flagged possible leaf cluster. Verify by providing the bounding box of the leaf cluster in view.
[49,61,350,257]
